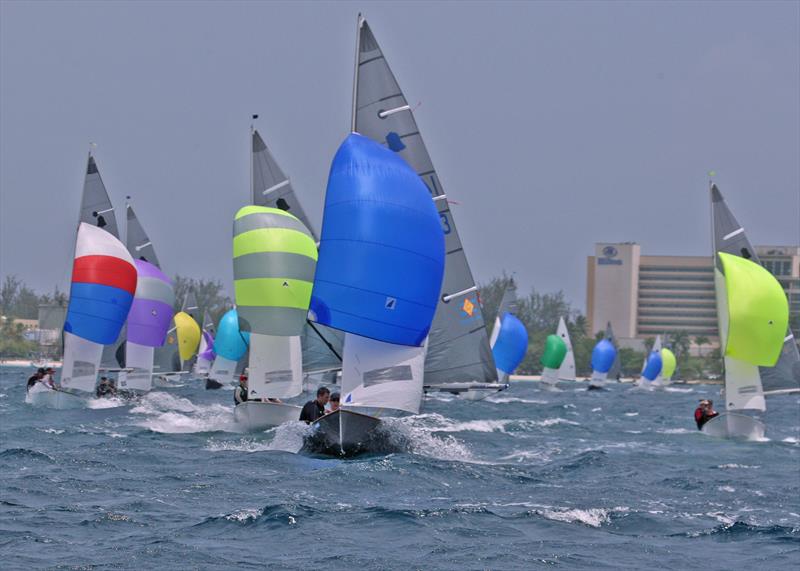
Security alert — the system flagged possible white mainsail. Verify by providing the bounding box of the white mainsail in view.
[556,317,576,382]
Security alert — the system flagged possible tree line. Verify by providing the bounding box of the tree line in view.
[0,272,730,378]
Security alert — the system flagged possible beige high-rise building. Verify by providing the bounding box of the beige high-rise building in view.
[586,243,800,351]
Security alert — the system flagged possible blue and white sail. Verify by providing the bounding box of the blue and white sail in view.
[310,133,445,415]
[590,338,617,388]
[210,309,249,383]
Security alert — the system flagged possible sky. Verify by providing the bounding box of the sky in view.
[1,0,798,312]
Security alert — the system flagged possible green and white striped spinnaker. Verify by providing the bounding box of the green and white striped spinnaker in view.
[233,205,317,399]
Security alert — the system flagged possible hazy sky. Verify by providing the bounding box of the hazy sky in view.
[1,0,798,311]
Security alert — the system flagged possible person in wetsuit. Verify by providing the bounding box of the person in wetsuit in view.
[694,399,719,429]
[299,386,330,423]
[27,368,45,392]
[234,374,248,405]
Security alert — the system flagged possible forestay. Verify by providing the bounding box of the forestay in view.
[352,17,496,386]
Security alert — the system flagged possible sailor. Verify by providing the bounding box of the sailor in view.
[234,374,249,405]
[96,376,116,398]
[27,368,45,391]
[694,399,719,430]
[328,392,340,413]
[300,386,330,423]
[42,368,57,389]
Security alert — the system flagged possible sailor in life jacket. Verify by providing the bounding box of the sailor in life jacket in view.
[234,374,248,405]
[694,399,719,429]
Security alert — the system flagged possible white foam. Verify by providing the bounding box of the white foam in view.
[717,464,760,470]
[87,397,127,409]
[38,428,65,434]
[664,387,694,393]
[485,396,549,405]
[782,437,799,444]
[539,507,628,528]
[624,412,639,417]
[382,416,476,462]
[658,428,692,434]
[131,392,239,434]
[591,407,602,412]
[717,485,736,493]
[224,508,261,522]
[205,422,312,454]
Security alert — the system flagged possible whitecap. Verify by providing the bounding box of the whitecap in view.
[717,485,736,493]
[624,412,639,417]
[717,464,760,470]
[485,396,549,405]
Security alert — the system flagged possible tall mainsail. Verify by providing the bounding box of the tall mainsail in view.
[81,155,125,370]
[195,310,216,375]
[310,133,445,415]
[79,154,120,238]
[352,16,496,386]
[252,129,316,239]
[251,128,343,371]
[711,184,800,392]
[556,317,576,381]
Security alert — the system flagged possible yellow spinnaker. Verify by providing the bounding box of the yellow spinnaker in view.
[660,348,676,379]
[174,311,201,362]
[719,252,788,366]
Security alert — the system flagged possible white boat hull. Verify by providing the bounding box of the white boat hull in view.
[701,412,765,441]
[26,385,87,409]
[234,401,301,431]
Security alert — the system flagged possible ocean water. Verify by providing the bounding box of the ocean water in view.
[1,367,798,570]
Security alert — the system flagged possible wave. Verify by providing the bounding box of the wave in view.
[716,463,760,470]
[86,396,128,409]
[131,391,239,434]
[205,422,313,454]
[0,448,55,462]
[679,521,800,538]
[664,387,695,393]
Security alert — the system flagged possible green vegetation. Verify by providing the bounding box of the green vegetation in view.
[0,319,38,358]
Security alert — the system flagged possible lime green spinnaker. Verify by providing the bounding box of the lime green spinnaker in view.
[541,334,567,369]
[719,252,788,367]
[660,348,676,379]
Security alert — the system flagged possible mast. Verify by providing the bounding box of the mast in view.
[351,14,364,133]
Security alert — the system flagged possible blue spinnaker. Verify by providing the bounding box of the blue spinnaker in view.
[310,133,445,347]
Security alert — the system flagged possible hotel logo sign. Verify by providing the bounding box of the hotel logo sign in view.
[598,245,623,266]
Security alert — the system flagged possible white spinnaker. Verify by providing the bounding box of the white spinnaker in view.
[61,332,103,393]
[341,333,427,416]
[248,333,303,400]
[210,356,238,383]
[556,317,576,381]
[119,342,154,392]
[715,268,765,412]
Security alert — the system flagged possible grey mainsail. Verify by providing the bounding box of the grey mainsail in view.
[711,184,799,390]
[126,201,160,267]
[153,320,181,373]
[252,129,316,239]
[80,154,119,238]
[604,322,622,380]
[353,16,496,385]
[182,291,201,324]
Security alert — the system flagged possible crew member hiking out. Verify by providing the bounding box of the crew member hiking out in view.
[27,368,45,392]
[300,386,330,423]
[234,374,248,405]
[694,399,719,430]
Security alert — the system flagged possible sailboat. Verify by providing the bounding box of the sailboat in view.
[589,337,617,390]
[232,205,317,430]
[304,133,445,456]
[660,345,676,383]
[29,225,137,408]
[351,16,500,399]
[637,346,663,390]
[556,317,577,382]
[208,308,248,384]
[701,184,796,440]
[540,334,568,388]
[116,200,175,394]
[488,281,529,391]
[195,310,216,377]
[27,153,137,408]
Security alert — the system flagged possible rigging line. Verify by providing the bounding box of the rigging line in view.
[306,319,342,362]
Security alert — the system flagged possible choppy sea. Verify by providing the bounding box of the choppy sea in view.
[1,366,798,569]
